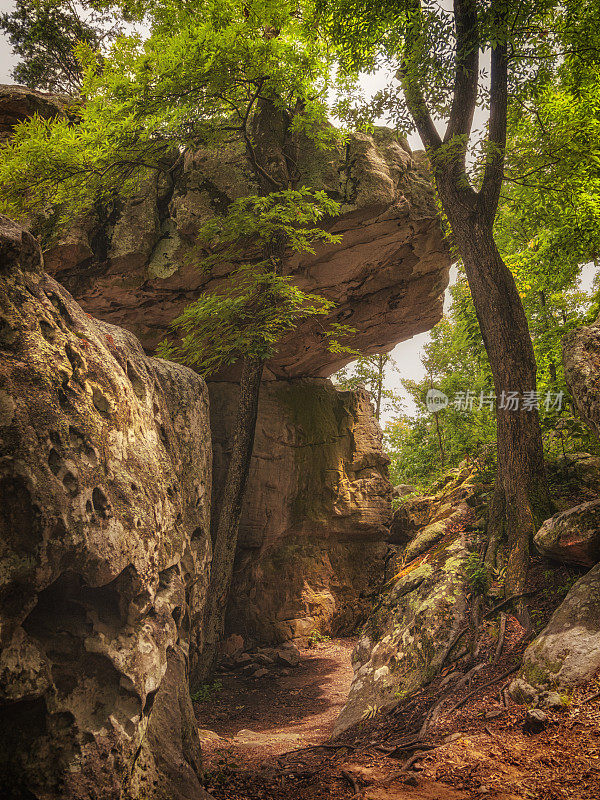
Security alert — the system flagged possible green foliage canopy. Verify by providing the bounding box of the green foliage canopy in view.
[0,0,120,93]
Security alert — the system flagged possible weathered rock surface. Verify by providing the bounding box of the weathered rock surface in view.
[388,465,474,545]
[510,563,600,702]
[0,217,212,799]
[392,483,416,499]
[210,379,393,644]
[552,452,600,494]
[0,86,450,378]
[564,316,600,438]
[535,499,600,567]
[0,84,70,143]
[334,469,480,734]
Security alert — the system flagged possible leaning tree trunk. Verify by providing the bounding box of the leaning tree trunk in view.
[447,211,552,609]
[193,356,264,683]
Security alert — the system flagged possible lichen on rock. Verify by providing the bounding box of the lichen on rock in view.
[333,468,481,735]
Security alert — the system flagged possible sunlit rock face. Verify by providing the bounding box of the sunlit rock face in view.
[0,85,450,379]
[0,217,212,799]
[334,467,481,735]
[210,379,393,644]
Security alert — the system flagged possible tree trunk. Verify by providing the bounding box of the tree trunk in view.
[433,410,445,471]
[193,356,264,683]
[484,471,505,572]
[375,354,384,420]
[445,209,552,606]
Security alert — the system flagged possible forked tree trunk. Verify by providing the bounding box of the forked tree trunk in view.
[397,0,552,620]
[193,356,264,683]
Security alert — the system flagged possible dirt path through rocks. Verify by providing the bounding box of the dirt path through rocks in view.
[195,638,355,767]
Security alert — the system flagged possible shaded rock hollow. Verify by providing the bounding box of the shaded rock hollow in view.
[0,217,212,799]
[211,379,394,644]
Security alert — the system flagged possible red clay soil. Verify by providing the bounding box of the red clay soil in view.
[195,559,600,800]
[195,638,356,766]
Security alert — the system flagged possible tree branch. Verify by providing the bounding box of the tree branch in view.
[444,0,480,146]
[479,1,509,223]
[398,0,442,152]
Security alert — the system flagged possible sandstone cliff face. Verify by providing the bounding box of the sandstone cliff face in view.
[210,379,393,643]
[0,217,212,799]
[0,85,449,379]
[0,84,450,653]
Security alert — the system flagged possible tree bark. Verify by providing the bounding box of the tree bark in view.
[193,356,264,683]
[484,471,505,572]
[375,354,384,420]
[444,206,551,604]
[433,409,445,471]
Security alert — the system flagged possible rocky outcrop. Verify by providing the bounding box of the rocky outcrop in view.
[0,91,450,378]
[334,468,480,734]
[535,499,600,567]
[210,379,393,644]
[389,464,476,545]
[0,85,450,652]
[0,84,70,143]
[564,316,600,438]
[510,563,600,704]
[0,217,212,799]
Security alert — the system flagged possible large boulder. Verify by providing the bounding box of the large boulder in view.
[535,499,600,567]
[334,531,476,735]
[0,217,212,799]
[210,379,394,643]
[510,563,600,702]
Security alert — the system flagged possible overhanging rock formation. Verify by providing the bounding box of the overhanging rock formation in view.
[0,83,450,378]
[0,85,451,645]
[45,132,449,377]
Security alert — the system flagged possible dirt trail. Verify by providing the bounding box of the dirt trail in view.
[195,628,600,800]
[195,638,355,765]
